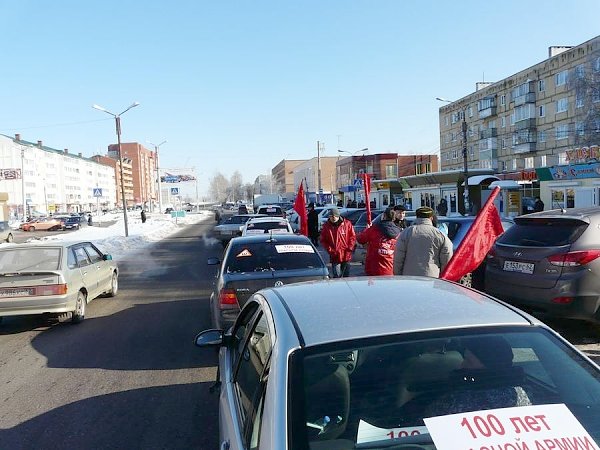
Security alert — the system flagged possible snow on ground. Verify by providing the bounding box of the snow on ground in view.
[18,211,213,260]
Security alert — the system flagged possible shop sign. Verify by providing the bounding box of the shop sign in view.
[0,169,22,180]
[566,145,599,162]
[546,162,600,180]
[376,182,390,189]
[519,170,536,181]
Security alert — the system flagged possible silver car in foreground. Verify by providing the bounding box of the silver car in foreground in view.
[196,277,600,450]
[0,241,118,324]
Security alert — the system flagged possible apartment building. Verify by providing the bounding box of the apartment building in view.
[108,142,156,208]
[90,154,133,209]
[438,35,600,208]
[0,134,117,218]
[271,159,304,198]
[293,156,338,204]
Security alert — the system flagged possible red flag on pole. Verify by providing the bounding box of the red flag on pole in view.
[440,186,504,282]
[293,181,308,236]
[362,172,372,226]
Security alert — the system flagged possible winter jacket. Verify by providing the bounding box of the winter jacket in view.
[320,217,356,263]
[307,209,319,237]
[393,218,453,277]
[357,220,401,276]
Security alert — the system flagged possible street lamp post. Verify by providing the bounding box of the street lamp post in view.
[147,140,167,214]
[337,148,368,203]
[436,97,470,213]
[93,102,140,237]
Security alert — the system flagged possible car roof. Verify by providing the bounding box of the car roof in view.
[229,233,311,245]
[265,277,534,347]
[246,216,289,224]
[517,207,600,222]
[0,240,92,250]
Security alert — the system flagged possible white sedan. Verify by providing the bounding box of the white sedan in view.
[240,216,294,236]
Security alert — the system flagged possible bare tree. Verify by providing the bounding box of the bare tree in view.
[243,183,254,202]
[229,171,244,203]
[571,52,600,149]
[209,172,229,203]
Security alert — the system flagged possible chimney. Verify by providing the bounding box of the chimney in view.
[37,140,43,148]
[15,134,20,141]
[64,149,69,154]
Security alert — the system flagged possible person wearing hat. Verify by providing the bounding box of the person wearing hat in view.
[393,206,453,277]
[320,207,356,278]
[356,207,401,276]
[392,204,409,231]
[307,202,320,246]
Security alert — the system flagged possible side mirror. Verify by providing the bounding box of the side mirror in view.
[194,329,224,347]
[103,254,113,261]
[207,257,221,266]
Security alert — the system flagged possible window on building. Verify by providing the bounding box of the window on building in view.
[511,159,518,170]
[452,149,458,159]
[500,94,506,106]
[595,57,600,72]
[539,79,545,92]
[501,116,506,128]
[575,64,585,79]
[539,130,546,142]
[555,98,568,114]
[445,116,449,126]
[467,106,473,117]
[385,164,397,178]
[524,157,534,169]
[469,146,474,157]
[576,92,584,108]
[555,124,569,140]
[555,70,568,87]
[558,152,568,164]
[540,155,547,167]
[576,122,585,136]
[539,105,545,117]
[501,139,506,149]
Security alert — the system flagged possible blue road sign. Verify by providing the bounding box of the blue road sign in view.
[93,188,103,197]
[353,178,363,188]
[170,187,179,195]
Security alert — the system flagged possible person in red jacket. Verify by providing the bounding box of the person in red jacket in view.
[357,207,401,276]
[320,207,356,278]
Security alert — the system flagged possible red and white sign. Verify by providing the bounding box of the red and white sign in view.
[424,404,597,450]
[357,420,428,444]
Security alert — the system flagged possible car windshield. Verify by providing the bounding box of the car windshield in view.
[289,327,600,449]
[498,218,588,247]
[0,248,61,272]
[225,241,322,273]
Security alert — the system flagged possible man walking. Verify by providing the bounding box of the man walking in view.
[307,202,320,246]
[393,206,453,277]
[320,207,356,278]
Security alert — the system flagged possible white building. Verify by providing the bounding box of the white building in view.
[0,134,117,218]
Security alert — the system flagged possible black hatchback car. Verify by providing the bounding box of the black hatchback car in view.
[207,233,329,329]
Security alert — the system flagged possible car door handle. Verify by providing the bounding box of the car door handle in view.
[220,440,230,450]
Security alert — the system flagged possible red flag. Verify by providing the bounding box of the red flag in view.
[362,172,372,226]
[440,186,504,282]
[293,181,308,236]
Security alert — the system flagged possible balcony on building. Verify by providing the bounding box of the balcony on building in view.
[512,130,537,154]
[478,96,497,119]
[479,137,498,151]
[514,118,537,131]
[512,80,536,106]
[479,128,498,140]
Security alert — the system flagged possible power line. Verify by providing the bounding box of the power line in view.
[0,117,111,133]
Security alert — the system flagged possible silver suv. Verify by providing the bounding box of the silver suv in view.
[485,207,600,322]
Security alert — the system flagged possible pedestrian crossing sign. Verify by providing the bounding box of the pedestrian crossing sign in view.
[93,188,102,197]
[170,187,179,195]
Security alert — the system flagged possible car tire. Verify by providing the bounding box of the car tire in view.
[29,226,35,232]
[5,233,13,243]
[458,272,473,288]
[107,272,118,297]
[71,291,87,324]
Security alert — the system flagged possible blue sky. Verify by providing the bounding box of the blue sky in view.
[1,1,599,198]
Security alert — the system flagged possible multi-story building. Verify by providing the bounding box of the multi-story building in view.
[0,134,117,218]
[90,154,133,210]
[438,35,600,209]
[293,156,338,204]
[271,159,304,199]
[108,142,156,209]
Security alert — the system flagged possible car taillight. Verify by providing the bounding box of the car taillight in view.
[35,284,68,296]
[547,250,600,267]
[552,296,575,304]
[218,288,238,306]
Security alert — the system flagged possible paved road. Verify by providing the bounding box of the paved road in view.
[0,217,220,449]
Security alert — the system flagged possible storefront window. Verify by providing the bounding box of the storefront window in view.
[551,189,564,209]
[566,188,575,208]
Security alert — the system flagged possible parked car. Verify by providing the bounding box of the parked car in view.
[240,216,294,236]
[206,233,328,329]
[54,215,82,230]
[485,207,600,322]
[20,217,64,232]
[0,241,118,324]
[0,221,14,242]
[195,277,600,449]
[213,214,266,247]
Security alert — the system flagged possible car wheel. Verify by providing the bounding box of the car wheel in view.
[29,226,35,232]
[5,233,13,243]
[107,272,118,297]
[71,291,87,324]
[458,272,473,288]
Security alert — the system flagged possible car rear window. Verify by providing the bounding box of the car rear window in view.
[258,206,283,216]
[497,218,588,247]
[245,221,290,234]
[0,248,61,271]
[226,242,322,273]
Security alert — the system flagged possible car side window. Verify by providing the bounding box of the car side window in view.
[234,312,272,439]
[73,246,91,267]
[84,244,103,263]
[67,248,78,269]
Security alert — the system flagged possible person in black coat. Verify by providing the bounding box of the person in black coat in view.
[307,202,320,247]
[533,197,544,212]
[141,210,147,223]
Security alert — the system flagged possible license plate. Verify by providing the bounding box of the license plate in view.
[0,288,34,298]
[220,230,232,235]
[503,261,534,274]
